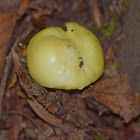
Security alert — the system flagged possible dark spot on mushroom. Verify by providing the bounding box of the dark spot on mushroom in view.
[79,57,82,59]
[71,29,73,32]
[79,61,84,68]
[67,44,71,48]
[86,32,91,36]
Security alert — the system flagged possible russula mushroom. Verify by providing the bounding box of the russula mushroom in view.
[26,22,104,90]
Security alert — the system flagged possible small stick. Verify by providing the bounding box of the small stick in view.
[7,111,50,140]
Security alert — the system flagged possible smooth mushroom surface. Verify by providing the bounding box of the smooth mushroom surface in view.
[26,22,104,90]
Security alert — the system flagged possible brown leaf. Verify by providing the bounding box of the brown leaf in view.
[64,97,92,127]
[28,98,62,127]
[50,0,59,10]
[8,123,20,140]
[82,73,140,123]
[0,12,16,78]
[7,67,17,89]
[17,0,30,16]
[6,89,22,140]
[0,52,13,118]
[31,6,52,28]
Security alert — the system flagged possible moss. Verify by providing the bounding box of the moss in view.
[122,0,131,8]
[100,14,118,38]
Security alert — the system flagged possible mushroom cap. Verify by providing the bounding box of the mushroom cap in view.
[26,22,104,90]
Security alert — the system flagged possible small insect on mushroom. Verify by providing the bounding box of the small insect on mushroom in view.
[26,22,104,90]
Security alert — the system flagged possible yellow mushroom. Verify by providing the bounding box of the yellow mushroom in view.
[26,22,104,90]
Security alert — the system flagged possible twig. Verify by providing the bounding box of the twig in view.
[0,52,13,118]
[100,0,109,22]
[7,111,50,140]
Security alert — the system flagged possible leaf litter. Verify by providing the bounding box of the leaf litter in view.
[0,0,140,139]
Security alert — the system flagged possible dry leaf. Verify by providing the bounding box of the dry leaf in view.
[63,96,92,127]
[8,123,20,140]
[28,99,62,127]
[6,89,22,140]
[7,68,17,89]
[18,0,30,16]
[82,73,140,123]
[0,52,13,117]
[50,0,59,10]
[0,12,16,78]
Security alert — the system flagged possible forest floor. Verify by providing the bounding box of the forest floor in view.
[0,0,140,140]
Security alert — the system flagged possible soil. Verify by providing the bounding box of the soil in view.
[117,0,140,92]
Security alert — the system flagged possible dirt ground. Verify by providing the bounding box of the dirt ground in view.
[117,0,140,92]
